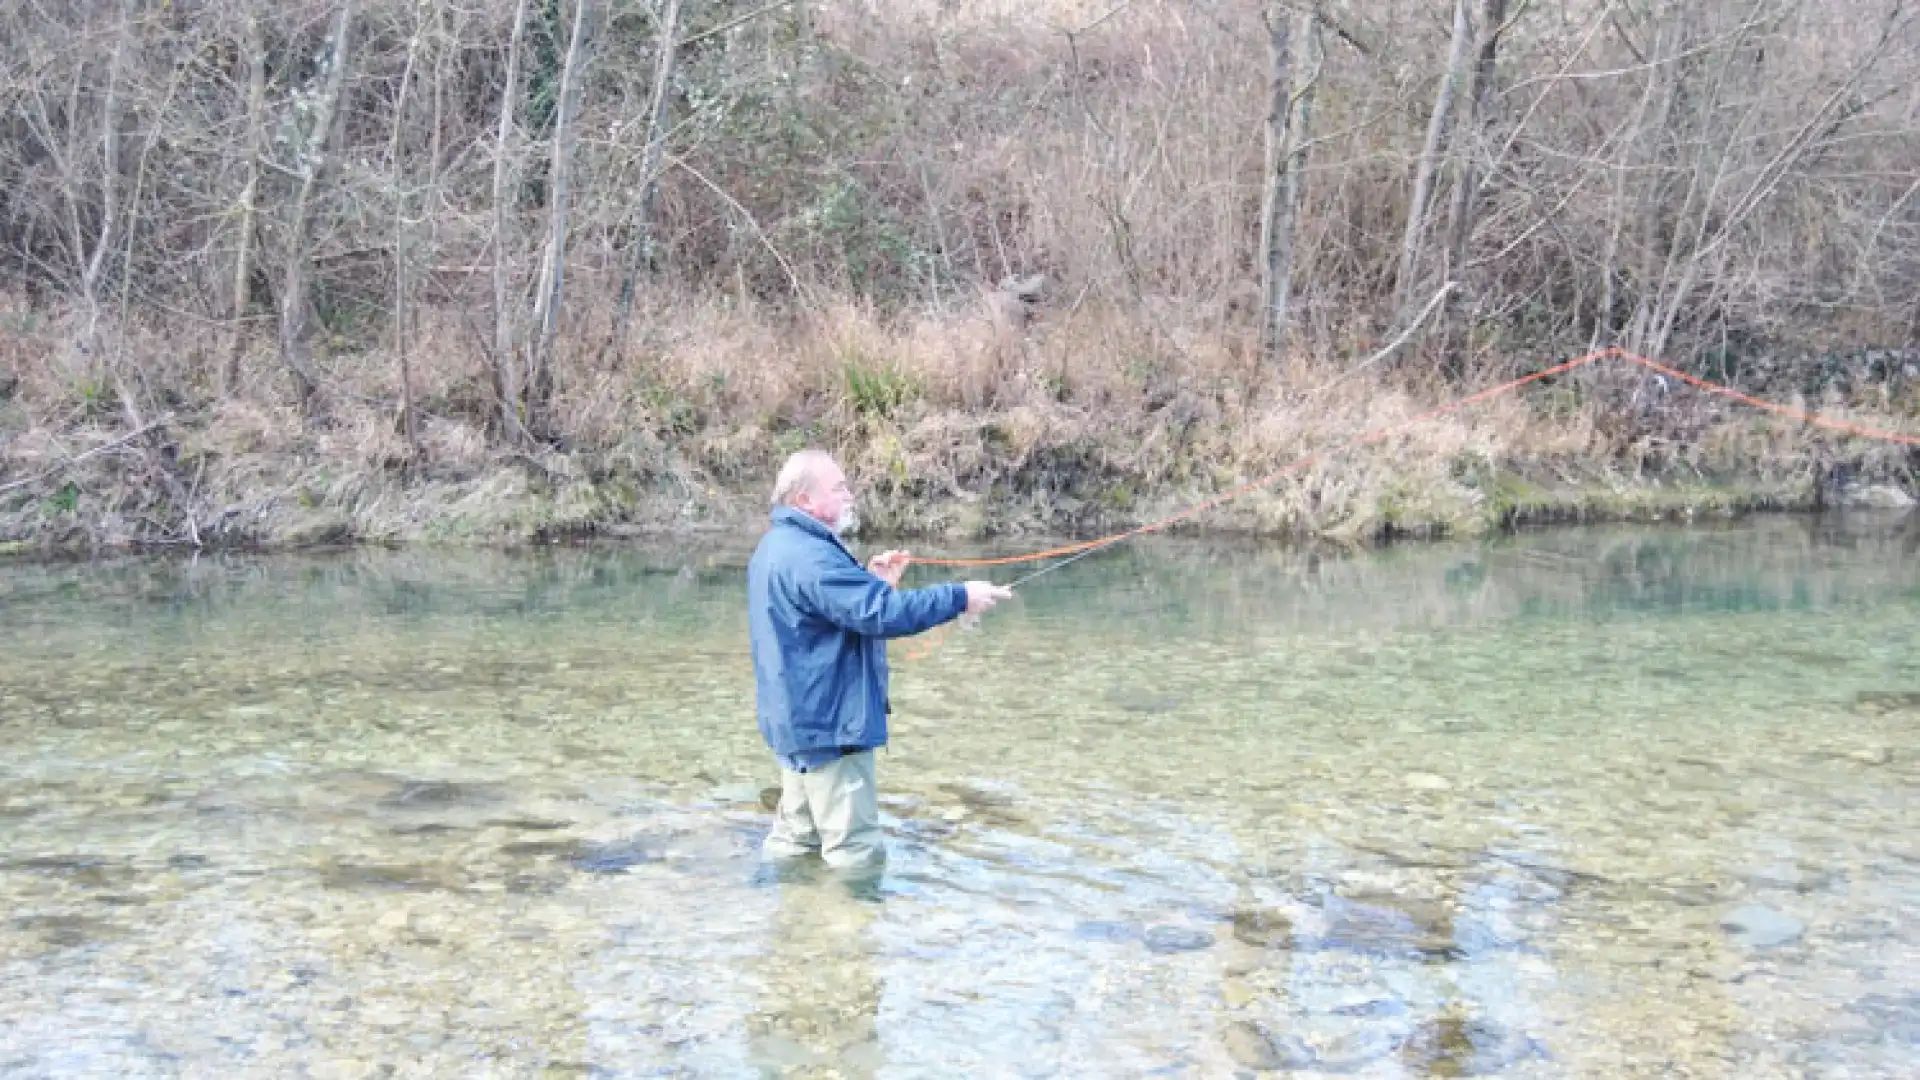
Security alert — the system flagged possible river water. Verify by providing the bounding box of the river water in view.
[2,514,1917,1078]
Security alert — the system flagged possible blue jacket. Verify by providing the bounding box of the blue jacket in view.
[748,506,968,761]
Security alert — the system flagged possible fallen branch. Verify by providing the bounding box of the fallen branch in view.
[666,153,810,304]
[0,418,168,497]
[1307,282,1458,396]
[676,0,792,50]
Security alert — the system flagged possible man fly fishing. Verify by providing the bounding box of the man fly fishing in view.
[748,450,1013,870]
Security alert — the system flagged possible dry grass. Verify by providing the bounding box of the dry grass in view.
[2,284,1912,554]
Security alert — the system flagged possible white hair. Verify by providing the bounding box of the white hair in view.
[770,449,836,508]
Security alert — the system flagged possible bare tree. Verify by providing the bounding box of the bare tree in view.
[37,0,140,381]
[275,2,355,415]
[1395,0,1474,322]
[224,7,267,394]
[526,0,595,437]
[1640,3,1912,357]
[491,0,533,444]
[1258,6,1323,361]
[1441,0,1508,289]
[386,0,426,457]
[616,0,684,329]
[1438,0,1510,362]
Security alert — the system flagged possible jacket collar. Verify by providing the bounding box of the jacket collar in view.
[770,505,856,561]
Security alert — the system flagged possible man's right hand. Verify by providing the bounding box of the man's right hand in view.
[964,581,1014,615]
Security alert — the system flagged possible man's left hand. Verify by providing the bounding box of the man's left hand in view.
[867,550,910,588]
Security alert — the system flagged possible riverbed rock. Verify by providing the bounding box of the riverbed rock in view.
[1223,1020,1316,1071]
[566,837,665,874]
[1317,1028,1400,1072]
[1404,772,1453,792]
[1847,992,1920,1046]
[704,782,763,806]
[1400,1015,1545,1076]
[1720,905,1805,948]
[1143,925,1214,954]
[1738,862,1839,894]
[1316,895,1456,959]
[498,839,588,859]
[12,914,120,949]
[1231,908,1294,948]
[1853,690,1920,715]
[1105,688,1187,715]
[1838,483,1915,509]
[482,816,573,831]
[378,779,503,809]
[1331,995,1407,1018]
[319,861,466,893]
[1072,920,1141,943]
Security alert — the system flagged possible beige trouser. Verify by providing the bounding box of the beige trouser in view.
[762,750,884,869]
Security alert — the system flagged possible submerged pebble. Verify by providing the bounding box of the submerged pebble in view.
[1721,905,1806,949]
[1143,926,1214,954]
[1224,1020,1316,1071]
[1400,1015,1546,1077]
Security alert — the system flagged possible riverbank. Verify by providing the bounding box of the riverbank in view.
[2,394,1912,561]
[4,300,1916,559]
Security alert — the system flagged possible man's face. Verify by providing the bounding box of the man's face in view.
[797,459,857,534]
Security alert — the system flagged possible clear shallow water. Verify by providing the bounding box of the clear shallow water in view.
[2,514,1918,1078]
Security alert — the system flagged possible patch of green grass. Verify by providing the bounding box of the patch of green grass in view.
[840,352,917,419]
[43,481,80,514]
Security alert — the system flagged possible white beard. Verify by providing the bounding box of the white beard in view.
[831,505,861,536]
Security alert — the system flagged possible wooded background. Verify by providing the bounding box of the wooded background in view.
[1,0,1916,543]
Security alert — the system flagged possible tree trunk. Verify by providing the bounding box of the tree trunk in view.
[1591,9,1669,352]
[491,0,532,444]
[421,0,452,447]
[1395,0,1474,322]
[616,0,683,328]
[276,2,354,416]
[526,0,594,437]
[225,9,266,395]
[1441,0,1506,286]
[1439,0,1508,366]
[1623,10,1690,354]
[1256,7,1294,358]
[387,0,424,458]
[75,0,135,379]
[1259,9,1321,362]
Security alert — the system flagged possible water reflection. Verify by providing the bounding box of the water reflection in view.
[1,511,1917,1075]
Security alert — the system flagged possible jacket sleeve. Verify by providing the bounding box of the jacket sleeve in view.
[803,564,968,639]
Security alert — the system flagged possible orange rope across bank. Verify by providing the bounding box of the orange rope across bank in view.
[906,347,1920,574]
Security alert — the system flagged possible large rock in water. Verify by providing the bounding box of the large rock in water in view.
[1720,905,1804,948]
